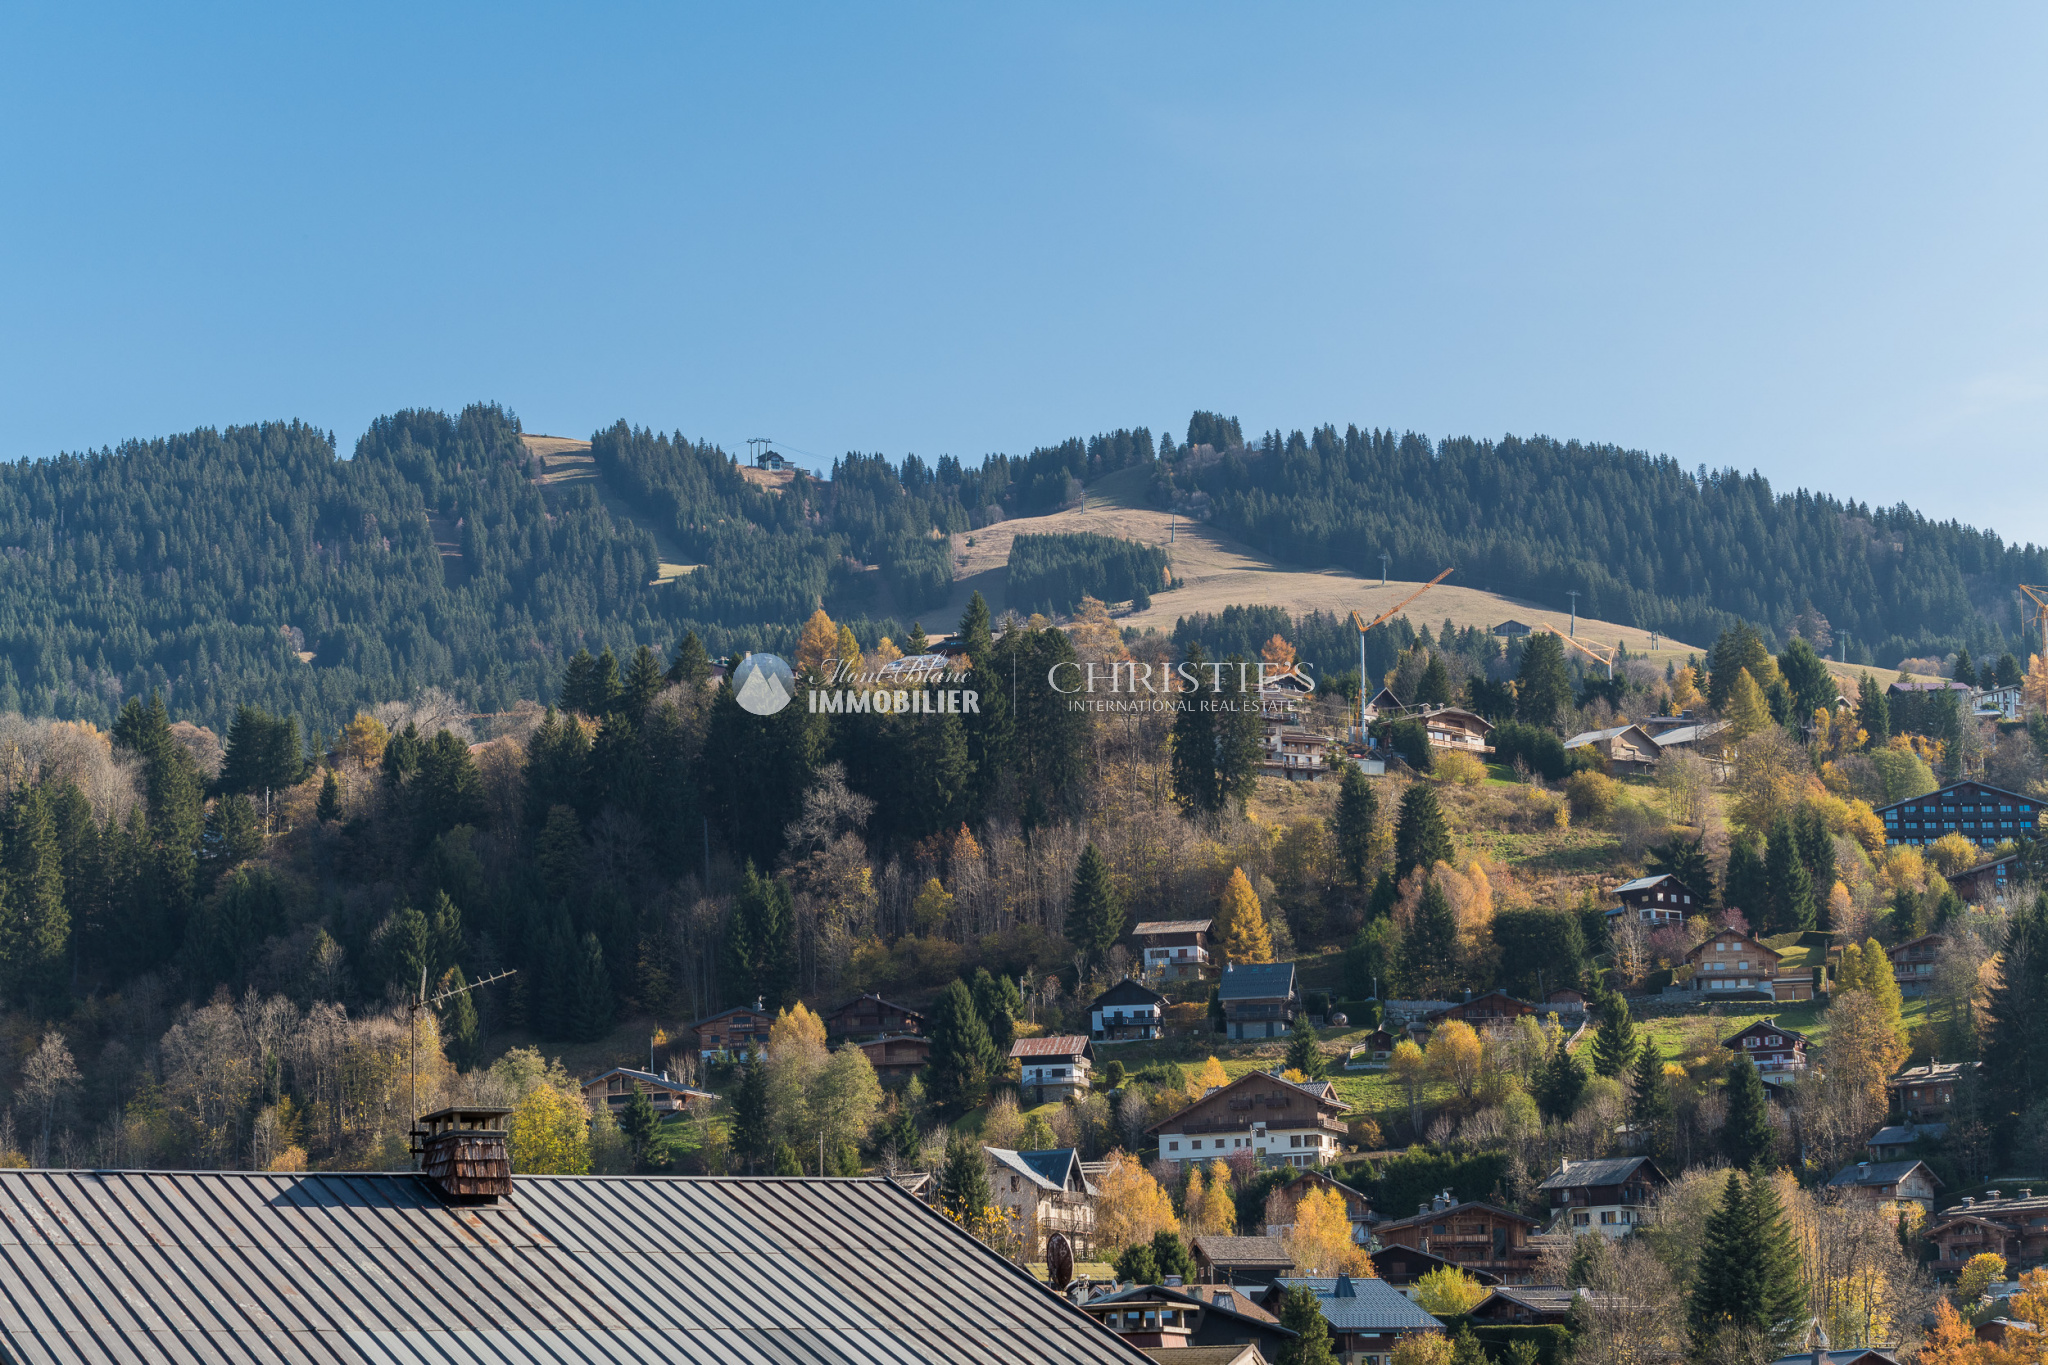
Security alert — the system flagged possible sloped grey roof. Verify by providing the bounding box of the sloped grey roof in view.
[1270,1276,1443,1331]
[1192,1234,1294,1267]
[988,1147,1097,1197]
[0,1169,1145,1364]
[1218,963,1295,1002]
[1536,1157,1663,1191]
[1827,1160,1939,1190]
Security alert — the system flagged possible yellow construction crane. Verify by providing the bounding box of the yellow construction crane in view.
[2020,585,2048,657]
[1350,567,1454,734]
[1536,620,1617,680]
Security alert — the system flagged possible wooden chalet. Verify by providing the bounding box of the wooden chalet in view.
[1885,934,1945,998]
[1723,1018,1809,1081]
[689,1001,773,1061]
[1081,1283,1295,1359]
[1261,718,1335,781]
[1607,873,1702,928]
[1491,621,1533,638]
[1535,1156,1667,1237]
[1150,1070,1347,1170]
[1372,1193,1544,1284]
[852,1032,931,1081]
[1362,686,1404,721]
[1426,990,1536,1033]
[1012,1035,1094,1100]
[1262,1170,1372,1242]
[1824,1159,1941,1211]
[1950,851,2025,905]
[1925,1187,2048,1274]
[1191,1234,1296,1288]
[1684,929,1783,996]
[1875,779,2041,853]
[1564,722,1662,774]
[1347,1030,1397,1069]
[1419,706,1493,755]
[824,992,925,1039]
[1218,963,1298,1039]
[1260,1275,1446,1361]
[1888,1059,1978,1123]
[1469,1286,1583,1326]
[1133,918,1212,980]
[577,1067,715,1116]
[1091,977,1167,1042]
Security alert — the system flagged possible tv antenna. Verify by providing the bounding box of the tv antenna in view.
[407,965,517,1167]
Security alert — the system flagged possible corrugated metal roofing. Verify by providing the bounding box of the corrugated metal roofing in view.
[1269,1277,1443,1331]
[0,1170,1149,1364]
[1217,964,1293,1002]
[1535,1157,1660,1191]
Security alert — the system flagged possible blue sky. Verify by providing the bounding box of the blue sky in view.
[3,4,2045,536]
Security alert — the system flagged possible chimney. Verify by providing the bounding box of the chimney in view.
[1963,1197,1975,1208]
[1419,1203,1430,1216]
[415,1106,513,1204]
[1987,1190,2002,1202]
[1333,1274,1356,1298]
[1463,988,1473,1003]
[1559,1158,1571,1173]
[2022,1190,2034,1200]
[1164,1275,1183,1287]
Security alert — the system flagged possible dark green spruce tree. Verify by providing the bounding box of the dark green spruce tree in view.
[925,978,1001,1114]
[1722,1051,1775,1168]
[1170,640,1219,815]
[1066,843,1122,970]
[1331,762,1378,886]
[1590,990,1639,1078]
[1393,782,1453,882]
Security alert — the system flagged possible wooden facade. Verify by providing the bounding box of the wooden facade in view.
[1875,779,2041,853]
[825,992,925,1039]
[853,1033,931,1080]
[1371,1197,1544,1284]
[1150,1070,1347,1169]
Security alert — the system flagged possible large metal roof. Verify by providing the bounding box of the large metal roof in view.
[0,1169,1150,1364]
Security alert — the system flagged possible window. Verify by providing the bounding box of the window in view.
[1010,1176,1020,1192]
[1168,1141,1180,1152]
[1573,1212,1590,1227]
[1601,1211,1616,1224]
[1716,942,1727,952]
[1191,1140,1202,1150]
[1767,1035,1781,1045]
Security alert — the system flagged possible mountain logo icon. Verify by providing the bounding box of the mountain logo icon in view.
[733,652,796,716]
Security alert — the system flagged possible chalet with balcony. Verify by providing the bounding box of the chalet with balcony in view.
[1865,1122,1945,1162]
[1685,930,1783,995]
[1925,1188,2048,1275]
[1261,1275,1447,1365]
[1081,1283,1297,1359]
[1565,722,1663,775]
[1263,1170,1372,1242]
[825,992,925,1039]
[1606,873,1703,928]
[985,1146,1097,1258]
[1951,852,2025,906]
[1875,780,2040,852]
[852,1032,931,1081]
[1011,1036,1093,1100]
[1824,1159,1941,1211]
[1419,706,1494,755]
[1425,990,1536,1034]
[1889,1059,1979,1123]
[577,1067,715,1117]
[689,1001,773,1061]
[1150,1069,1347,1170]
[1134,918,1212,980]
[1372,1242,1502,1299]
[1885,934,1945,998]
[1372,1192,1544,1284]
[1219,962,1298,1039]
[1723,1018,1809,1081]
[1362,686,1404,721]
[1469,1287,1585,1327]
[1091,977,1167,1042]
[1263,716,1335,781]
[1536,1156,1668,1237]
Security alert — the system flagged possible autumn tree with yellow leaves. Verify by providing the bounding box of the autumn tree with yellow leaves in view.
[1282,1185,1374,1276]
[1094,1151,1180,1253]
[1216,867,1275,964]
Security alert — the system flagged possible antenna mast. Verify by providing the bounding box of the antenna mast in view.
[408,967,517,1168]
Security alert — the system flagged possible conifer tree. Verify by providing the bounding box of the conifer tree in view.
[1399,877,1459,998]
[620,1083,659,1168]
[1708,624,1775,710]
[1723,832,1769,924]
[725,864,796,1008]
[0,784,68,1003]
[1515,632,1572,729]
[315,769,341,823]
[729,1064,772,1172]
[1170,641,1219,815]
[1150,1229,1196,1283]
[559,649,601,715]
[1215,654,1264,812]
[1794,807,1836,921]
[1726,668,1773,741]
[926,979,1001,1113]
[1857,672,1891,746]
[1953,646,1978,687]
[524,709,592,827]
[1534,1044,1587,1121]
[1722,1051,1775,1168]
[1215,867,1274,964]
[1115,1243,1160,1285]
[1688,1168,1804,1356]
[1629,1039,1673,1148]
[1590,990,1639,1078]
[666,630,713,687]
[970,967,1020,1054]
[1418,652,1454,707]
[1274,1283,1336,1365]
[569,933,614,1041]
[1764,815,1816,933]
[1394,782,1453,882]
[938,1129,994,1222]
[619,645,665,721]
[1066,843,1123,969]
[439,965,482,1072]
[1646,835,1715,909]
[1331,763,1378,886]
[1982,891,2048,1159]
[956,592,1013,820]
[1285,1014,1329,1080]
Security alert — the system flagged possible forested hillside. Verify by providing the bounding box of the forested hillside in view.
[1158,425,2048,665]
[4,402,2040,740]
